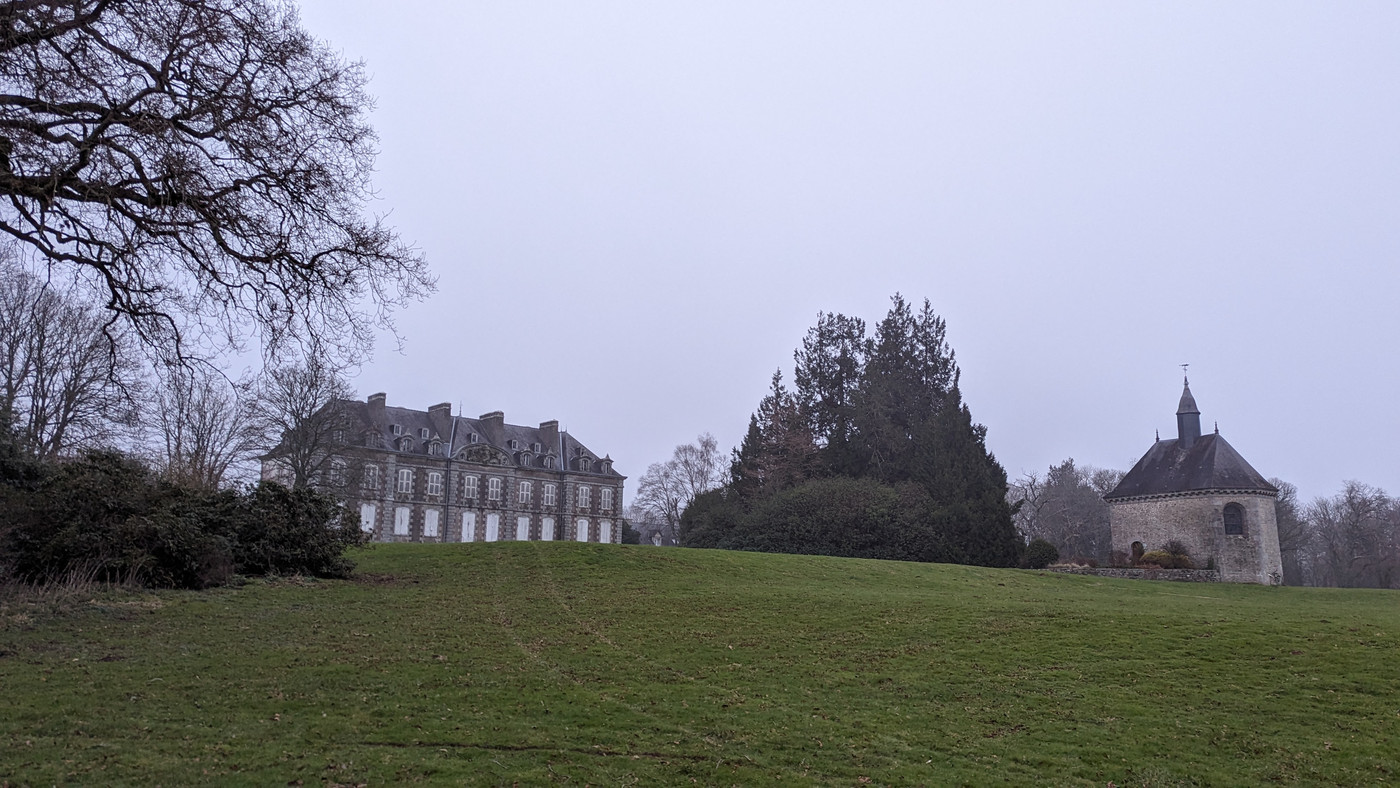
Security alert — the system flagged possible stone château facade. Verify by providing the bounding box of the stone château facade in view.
[1103,379,1282,584]
[279,393,626,544]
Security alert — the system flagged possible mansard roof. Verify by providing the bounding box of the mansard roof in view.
[340,395,624,478]
[1104,433,1276,500]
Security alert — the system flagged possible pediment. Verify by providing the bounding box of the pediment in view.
[455,443,513,466]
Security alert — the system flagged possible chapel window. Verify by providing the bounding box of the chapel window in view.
[1223,503,1245,535]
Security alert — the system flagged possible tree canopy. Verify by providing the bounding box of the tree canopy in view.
[684,295,1023,567]
[0,0,432,362]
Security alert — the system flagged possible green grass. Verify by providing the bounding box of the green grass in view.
[2,543,1398,786]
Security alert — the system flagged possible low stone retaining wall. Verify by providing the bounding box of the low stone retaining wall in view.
[1040,567,1222,583]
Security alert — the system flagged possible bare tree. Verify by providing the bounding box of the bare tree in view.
[1301,482,1397,588]
[0,0,433,364]
[1270,478,1308,586]
[148,366,261,489]
[1008,458,1118,563]
[253,357,354,489]
[0,252,138,458]
[633,433,727,544]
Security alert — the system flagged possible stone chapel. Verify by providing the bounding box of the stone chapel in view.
[1103,378,1283,584]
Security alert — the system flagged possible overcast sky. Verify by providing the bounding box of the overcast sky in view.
[292,1,1399,504]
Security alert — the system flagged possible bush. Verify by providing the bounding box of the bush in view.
[233,482,368,578]
[1024,538,1059,569]
[1137,545,1195,570]
[0,452,367,589]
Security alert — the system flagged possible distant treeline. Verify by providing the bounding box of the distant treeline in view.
[679,295,1023,567]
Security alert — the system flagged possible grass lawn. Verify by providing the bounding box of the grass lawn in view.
[2,542,1397,785]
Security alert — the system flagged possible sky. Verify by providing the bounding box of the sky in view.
[291,1,1400,504]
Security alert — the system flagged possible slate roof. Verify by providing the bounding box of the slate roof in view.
[335,397,624,478]
[1104,433,1276,500]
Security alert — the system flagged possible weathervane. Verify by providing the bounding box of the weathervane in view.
[1180,362,1189,383]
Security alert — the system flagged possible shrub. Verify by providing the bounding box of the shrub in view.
[1137,546,1195,570]
[1,452,368,589]
[233,482,368,578]
[1023,538,1059,569]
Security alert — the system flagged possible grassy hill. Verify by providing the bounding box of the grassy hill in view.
[2,543,1397,785]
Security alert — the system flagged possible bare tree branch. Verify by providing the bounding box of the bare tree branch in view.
[0,0,433,364]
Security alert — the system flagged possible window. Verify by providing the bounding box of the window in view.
[359,504,376,534]
[599,519,612,543]
[429,441,442,456]
[576,518,589,542]
[427,472,443,497]
[464,474,479,499]
[543,484,557,506]
[420,427,430,439]
[516,516,530,541]
[577,485,591,509]
[485,513,500,542]
[399,437,413,452]
[487,477,502,501]
[332,429,345,445]
[578,455,591,472]
[424,509,440,538]
[518,481,532,505]
[394,506,410,535]
[601,460,611,473]
[391,424,402,436]
[470,432,479,443]
[600,488,613,511]
[363,464,380,490]
[328,459,347,487]
[520,453,531,467]
[543,455,555,469]
[509,439,518,450]
[397,468,414,494]
[461,511,477,542]
[541,516,555,541]
[1224,503,1245,535]
[532,442,541,453]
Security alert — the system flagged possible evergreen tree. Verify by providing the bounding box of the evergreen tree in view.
[793,312,868,477]
[729,371,817,499]
[713,294,1022,567]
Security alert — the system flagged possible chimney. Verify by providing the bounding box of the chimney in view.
[428,402,451,438]
[368,392,386,413]
[539,420,560,457]
[479,411,505,445]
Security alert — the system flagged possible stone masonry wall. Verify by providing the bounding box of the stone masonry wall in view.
[1108,491,1282,584]
[1042,567,1221,583]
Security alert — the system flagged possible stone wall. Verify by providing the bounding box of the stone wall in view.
[1108,491,1282,584]
[1041,567,1222,583]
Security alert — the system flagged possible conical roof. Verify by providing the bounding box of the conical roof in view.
[1104,433,1276,500]
[1177,378,1199,415]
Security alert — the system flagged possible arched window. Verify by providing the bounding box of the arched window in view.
[1223,503,1245,535]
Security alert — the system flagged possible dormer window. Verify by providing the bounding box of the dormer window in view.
[399,437,413,452]
[543,456,555,469]
[601,461,611,473]
[429,441,442,456]
[520,453,532,467]
[509,439,519,450]
[532,442,541,453]
[390,424,403,436]
[470,432,479,444]
[419,427,430,440]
